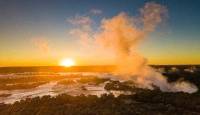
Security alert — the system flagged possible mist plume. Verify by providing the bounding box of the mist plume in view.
[69,2,198,93]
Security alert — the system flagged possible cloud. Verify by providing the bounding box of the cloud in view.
[31,37,50,53]
[90,9,102,15]
[67,14,93,48]
[67,15,92,26]
[140,2,168,32]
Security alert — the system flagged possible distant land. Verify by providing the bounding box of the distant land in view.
[0,65,200,73]
[0,65,115,73]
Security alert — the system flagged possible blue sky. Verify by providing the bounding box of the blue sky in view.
[0,0,200,66]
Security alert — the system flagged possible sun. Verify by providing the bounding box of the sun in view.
[59,58,75,67]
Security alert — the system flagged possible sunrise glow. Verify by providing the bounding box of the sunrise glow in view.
[59,58,75,67]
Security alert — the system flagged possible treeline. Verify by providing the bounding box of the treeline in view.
[0,89,200,115]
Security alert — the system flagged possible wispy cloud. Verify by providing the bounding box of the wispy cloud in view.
[67,14,93,48]
[67,15,92,26]
[31,37,50,53]
[90,9,102,15]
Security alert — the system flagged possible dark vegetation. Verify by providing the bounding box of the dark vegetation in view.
[165,71,200,89]
[163,66,200,89]
[77,77,109,85]
[0,89,200,115]
[104,80,135,91]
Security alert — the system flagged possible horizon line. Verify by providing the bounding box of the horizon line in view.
[0,64,200,68]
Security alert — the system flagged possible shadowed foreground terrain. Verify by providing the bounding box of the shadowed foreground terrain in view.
[0,65,200,115]
[0,89,200,115]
